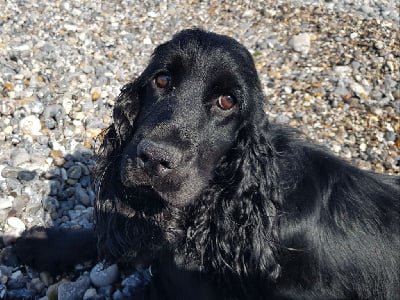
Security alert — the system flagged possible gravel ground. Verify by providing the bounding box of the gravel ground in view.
[0,0,399,299]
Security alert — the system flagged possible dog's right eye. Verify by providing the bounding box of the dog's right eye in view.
[154,73,170,89]
[217,95,237,110]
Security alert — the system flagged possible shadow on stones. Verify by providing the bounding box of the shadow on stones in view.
[0,146,99,299]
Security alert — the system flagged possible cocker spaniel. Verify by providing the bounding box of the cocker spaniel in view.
[16,29,399,300]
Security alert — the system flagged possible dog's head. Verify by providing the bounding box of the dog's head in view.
[106,29,266,207]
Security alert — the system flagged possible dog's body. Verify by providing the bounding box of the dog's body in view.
[16,29,399,299]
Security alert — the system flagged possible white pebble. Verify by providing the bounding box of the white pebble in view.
[7,217,26,230]
[0,196,13,210]
[83,288,97,300]
[350,32,358,39]
[3,217,26,245]
[359,143,367,152]
[143,37,152,45]
[62,98,73,115]
[333,66,352,78]
[349,81,369,98]
[147,11,159,18]
[20,115,42,136]
[332,143,342,153]
[374,40,384,50]
[290,33,311,54]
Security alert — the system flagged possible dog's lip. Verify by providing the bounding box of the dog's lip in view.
[135,184,174,202]
[133,184,161,196]
[132,184,184,207]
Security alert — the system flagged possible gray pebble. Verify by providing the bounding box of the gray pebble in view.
[63,160,75,169]
[58,275,91,300]
[333,86,350,97]
[11,148,30,166]
[5,178,21,194]
[85,117,105,129]
[6,289,35,299]
[67,165,82,179]
[30,101,45,115]
[1,166,21,178]
[83,288,98,300]
[98,285,114,298]
[275,115,290,124]
[36,135,50,145]
[90,263,119,288]
[45,118,57,129]
[30,278,46,293]
[64,186,77,198]
[112,289,124,300]
[43,197,59,214]
[80,175,91,188]
[7,274,28,290]
[0,284,6,299]
[43,104,64,123]
[333,66,352,78]
[17,170,36,181]
[49,180,61,196]
[75,185,91,206]
[384,131,396,142]
[39,272,54,286]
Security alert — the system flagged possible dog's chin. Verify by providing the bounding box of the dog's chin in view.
[129,184,196,209]
[156,189,196,207]
[122,184,167,214]
[121,168,205,208]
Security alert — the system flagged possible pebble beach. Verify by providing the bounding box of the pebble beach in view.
[0,0,399,299]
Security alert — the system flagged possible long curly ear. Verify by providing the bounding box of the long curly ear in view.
[94,74,146,174]
[93,75,146,263]
[112,81,141,146]
[188,113,282,291]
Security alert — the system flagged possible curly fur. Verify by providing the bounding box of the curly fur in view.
[16,29,399,300]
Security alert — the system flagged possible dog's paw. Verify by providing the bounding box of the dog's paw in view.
[15,227,96,274]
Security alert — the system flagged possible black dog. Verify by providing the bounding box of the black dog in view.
[16,29,399,299]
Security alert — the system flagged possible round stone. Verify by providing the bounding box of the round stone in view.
[67,165,82,179]
[58,276,90,300]
[11,148,31,166]
[19,115,42,136]
[90,262,119,288]
[7,217,26,231]
[290,33,311,54]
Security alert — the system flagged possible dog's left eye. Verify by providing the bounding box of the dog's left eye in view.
[154,73,170,89]
[217,95,237,110]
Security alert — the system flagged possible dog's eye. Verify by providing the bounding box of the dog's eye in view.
[154,73,170,89]
[217,95,237,110]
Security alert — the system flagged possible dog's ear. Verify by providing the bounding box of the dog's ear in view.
[95,73,147,168]
[230,115,283,279]
[191,113,283,281]
[112,76,145,145]
[93,73,152,264]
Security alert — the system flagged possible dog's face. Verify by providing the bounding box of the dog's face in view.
[119,30,264,207]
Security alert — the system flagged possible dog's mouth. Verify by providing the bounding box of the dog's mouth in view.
[120,150,208,207]
[120,156,191,205]
[122,184,167,214]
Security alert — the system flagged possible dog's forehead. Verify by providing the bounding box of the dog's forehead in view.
[153,30,254,73]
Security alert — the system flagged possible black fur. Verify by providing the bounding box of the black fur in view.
[16,29,399,300]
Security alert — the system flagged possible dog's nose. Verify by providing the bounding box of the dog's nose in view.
[137,139,182,175]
